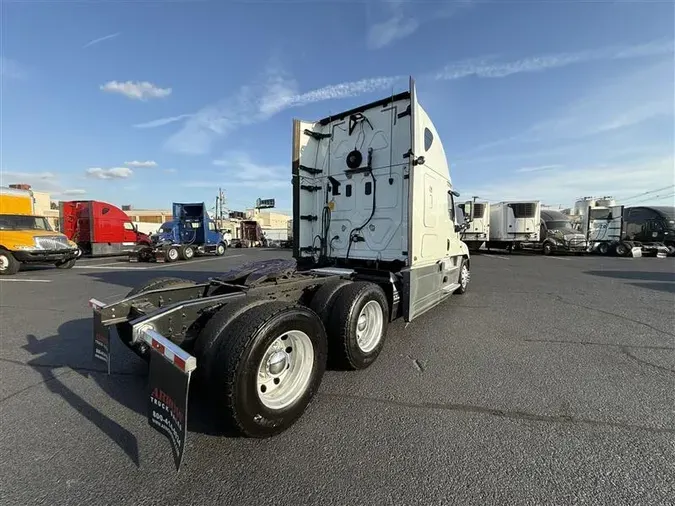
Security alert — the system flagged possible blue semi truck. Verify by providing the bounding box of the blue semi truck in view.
[130,202,228,262]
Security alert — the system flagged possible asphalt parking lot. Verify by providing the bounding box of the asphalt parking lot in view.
[1,249,673,505]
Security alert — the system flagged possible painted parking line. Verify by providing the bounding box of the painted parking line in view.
[481,254,510,260]
[544,256,571,261]
[72,265,150,270]
[72,254,244,271]
[149,254,243,269]
[0,278,52,283]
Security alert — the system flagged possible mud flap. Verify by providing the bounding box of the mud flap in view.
[91,299,111,375]
[144,329,196,471]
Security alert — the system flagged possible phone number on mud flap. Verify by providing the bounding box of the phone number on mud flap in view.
[151,397,183,431]
[151,411,181,448]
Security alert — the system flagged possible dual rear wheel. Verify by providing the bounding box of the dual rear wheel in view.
[117,277,393,438]
[193,280,389,438]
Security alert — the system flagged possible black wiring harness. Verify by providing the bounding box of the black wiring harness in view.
[312,205,333,264]
[346,168,377,261]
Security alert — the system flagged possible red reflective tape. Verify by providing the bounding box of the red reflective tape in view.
[173,355,186,371]
[152,340,165,355]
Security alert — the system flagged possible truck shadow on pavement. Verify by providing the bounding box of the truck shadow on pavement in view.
[21,317,236,467]
[585,270,675,294]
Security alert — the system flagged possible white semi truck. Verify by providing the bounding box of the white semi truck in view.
[574,198,667,257]
[88,78,471,470]
[458,200,490,252]
[486,200,541,251]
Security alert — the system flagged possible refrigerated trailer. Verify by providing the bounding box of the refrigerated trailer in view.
[88,78,471,470]
[486,201,541,251]
[458,201,489,252]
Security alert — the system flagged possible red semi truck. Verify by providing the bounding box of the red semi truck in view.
[60,200,152,256]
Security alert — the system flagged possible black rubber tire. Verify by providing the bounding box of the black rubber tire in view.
[597,243,609,255]
[308,279,352,329]
[165,246,180,263]
[215,243,226,256]
[327,281,389,371]
[0,250,20,275]
[543,242,553,256]
[55,258,77,269]
[116,277,198,361]
[615,242,629,256]
[193,297,270,386]
[455,258,470,295]
[180,245,195,261]
[208,301,328,437]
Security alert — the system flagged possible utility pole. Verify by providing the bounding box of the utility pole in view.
[219,188,225,224]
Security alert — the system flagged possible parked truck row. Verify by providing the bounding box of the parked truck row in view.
[458,197,673,257]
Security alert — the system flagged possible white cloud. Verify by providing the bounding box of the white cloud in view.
[100,80,171,101]
[0,170,82,195]
[83,32,120,48]
[133,114,193,128]
[0,56,26,79]
[159,72,404,155]
[367,15,420,50]
[124,160,157,168]
[465,58,674,155]
[85,167,133,180]
[434,38,674,81]
[164,168,178,174]
[516,164,563,173]
[211,151,289,187]
[60,189,87,196]
[185,152,290,192]
[138,38,672,157]
[164,66,299,155]
[366,0,473,50]
[461,157,675,207]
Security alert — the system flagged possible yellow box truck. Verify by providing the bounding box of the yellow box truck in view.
[0,186,80,275]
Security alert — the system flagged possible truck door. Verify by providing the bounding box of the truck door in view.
[605,205,624,242]
[206,220,219,244]
[122,221,137,243]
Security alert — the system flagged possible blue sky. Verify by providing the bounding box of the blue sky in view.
[1,0,673,215]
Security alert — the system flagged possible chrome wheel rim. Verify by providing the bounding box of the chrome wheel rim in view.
[185,247,194,258]
[0,255,8,271]
[168,248,178,260]
[461,265,470,289]
[356,300,384,353]
[256,330,314,410]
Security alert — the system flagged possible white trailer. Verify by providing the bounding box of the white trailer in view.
[459,200,490,252]
[486,201,541,251]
